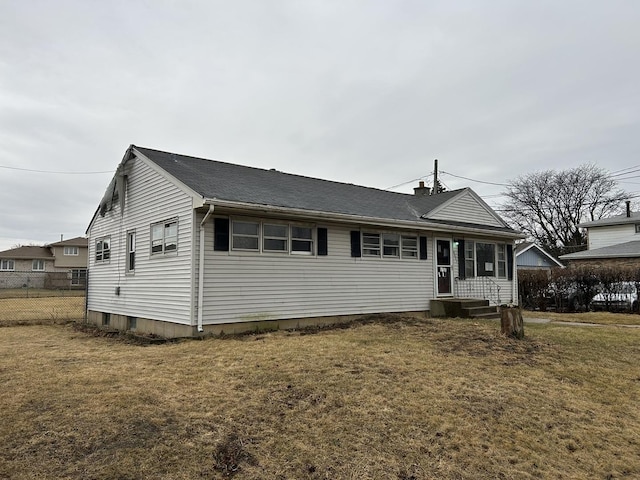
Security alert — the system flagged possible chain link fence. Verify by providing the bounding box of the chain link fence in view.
[0,271,87,325]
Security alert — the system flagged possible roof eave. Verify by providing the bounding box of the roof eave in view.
[203,198,524,239]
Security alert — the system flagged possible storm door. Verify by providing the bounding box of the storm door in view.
[436,239,453,296]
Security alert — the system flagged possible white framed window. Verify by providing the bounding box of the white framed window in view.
[32,259,45,271]
[71,269,87,286]
[383,233,400,257]
[263,223,288,252]
[126,231,136,272]
[232,221,260,251]
[401,236,418,258]
[151,219,178,254]
[636,224,640,233]
[63,246,79,256]
[0,259,15,271]
[497,244,507,278]
[291,226,313,254]
[465,241,475,278]
[230,219,315,255]
[95,237,111,263]
[362,233,381,256]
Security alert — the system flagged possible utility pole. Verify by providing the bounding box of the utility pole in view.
[432,159,438,195]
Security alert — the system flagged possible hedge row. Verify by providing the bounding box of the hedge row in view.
[518,266,640,312]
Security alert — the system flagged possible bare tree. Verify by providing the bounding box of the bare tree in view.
[501,164,627,258]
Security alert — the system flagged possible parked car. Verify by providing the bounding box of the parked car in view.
[591,283,639,312]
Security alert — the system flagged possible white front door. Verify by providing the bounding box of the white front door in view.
[436,238,453,296]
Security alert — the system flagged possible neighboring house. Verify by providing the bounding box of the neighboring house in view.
[515,242,564,272]
[560,201,640,268]
[0,237,88,289]
[86,145,524,337]
[47,237,89,287]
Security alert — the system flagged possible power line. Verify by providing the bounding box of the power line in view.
[0,165,114,174]
[439,171,509,187]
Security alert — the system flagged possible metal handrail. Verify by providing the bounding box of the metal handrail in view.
[454,276,502,305]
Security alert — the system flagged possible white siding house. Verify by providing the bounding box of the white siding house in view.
[86,145,523,337]
[560,203,640,266]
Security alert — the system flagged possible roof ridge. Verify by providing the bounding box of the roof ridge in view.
[133,145,466,199]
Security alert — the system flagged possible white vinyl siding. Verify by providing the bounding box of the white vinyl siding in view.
[87,156,194,325]
[199,222,433,325]
[429,190,504,227]
[588,224,636,250]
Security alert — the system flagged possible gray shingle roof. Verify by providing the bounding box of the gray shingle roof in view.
[48,237,88,247]
[560,240,640,260]
[579,212,640,228]
[0,246,53,259]
[134,146,517,233]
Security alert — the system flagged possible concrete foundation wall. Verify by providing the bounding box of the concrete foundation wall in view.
[87,309,428,338]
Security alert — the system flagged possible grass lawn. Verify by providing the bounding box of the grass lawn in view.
[524,310,640,326]
[1,315,639,479]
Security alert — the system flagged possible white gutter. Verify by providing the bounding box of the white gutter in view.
[197,204,215,333]
[203,198,526,239]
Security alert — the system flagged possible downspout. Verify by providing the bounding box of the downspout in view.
[197,204,215,333]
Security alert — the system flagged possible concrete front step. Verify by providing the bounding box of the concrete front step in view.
[463,305,499,317]
[431,298,500,319]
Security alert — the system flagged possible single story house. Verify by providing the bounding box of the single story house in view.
[515,242,564,272]
[86,145,524,337]
[0,237,88,289]
[560,201,640,268]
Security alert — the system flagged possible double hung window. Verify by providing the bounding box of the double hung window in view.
[263,224,288,252]
[362,233,381,256]
[401,236,418,258]
[465,241,475,278]
[383,234,400,257]
[126,231,136,272]
[95,237,111,263]
[232,221,260,250]
[151,220,178,254]
[291,226,313,253]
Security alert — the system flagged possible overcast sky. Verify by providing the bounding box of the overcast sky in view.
[1,0,639,251]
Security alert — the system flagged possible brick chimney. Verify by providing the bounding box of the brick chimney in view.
[414,180,431,196]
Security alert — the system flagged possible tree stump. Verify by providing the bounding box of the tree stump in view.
[500,307,524,339]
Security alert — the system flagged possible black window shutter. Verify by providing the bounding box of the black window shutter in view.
[213,218,230,251]
[350,231,361,257]
[419,236,428,260]
[457,239,466,279]
[317,228,328,256]
[507,244,514,280]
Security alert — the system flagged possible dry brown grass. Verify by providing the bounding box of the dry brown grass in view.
[1,315,639,479]
[525,310,640,326]
[0,296,85,324]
